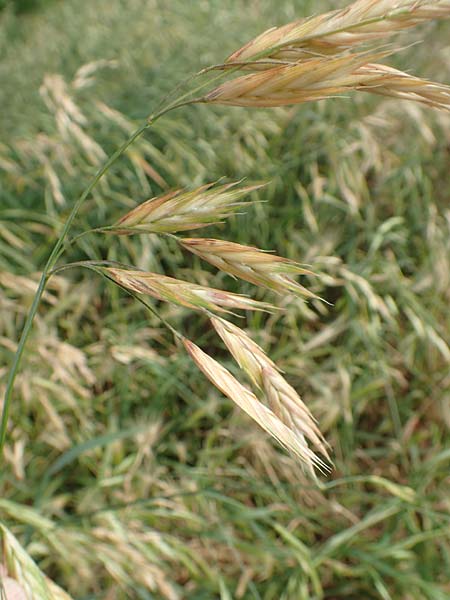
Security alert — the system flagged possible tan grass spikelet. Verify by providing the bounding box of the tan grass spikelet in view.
[356,63,450,110]
[104,267,274,313]
[180,238,317,299]
[115,181,263,234]
[206,51,450,110]
[227,0,450,66]
[262,365,330,460]
[206,51,389,107]
[182,338,328,473]
[211,317,329,460]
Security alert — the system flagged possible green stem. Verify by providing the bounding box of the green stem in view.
[0,94,203,456]
[0,121,149,455]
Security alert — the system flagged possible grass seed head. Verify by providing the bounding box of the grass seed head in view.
[211,317,329,460]
[104,267,274,313]
[227,0,450,67]
[357,63,450,110]
[115,181,263,234]
[182,338,328,473]
[180,237,317,299]
[262,365,330,460]
[211,316,277,388]
[207,50,450,110]
[206,52,390,107]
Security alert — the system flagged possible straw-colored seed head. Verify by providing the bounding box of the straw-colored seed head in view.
[262,365,330,460]
[211,317,329,460]
[227,0,450,67]
[104,267,274,313]
[211,316,276,387]
[207,51,450,111]
[183,338,328,473]
[206,52,388,107]
[357,63,450,110]
[115,181,263,234]
[180,237,317,299]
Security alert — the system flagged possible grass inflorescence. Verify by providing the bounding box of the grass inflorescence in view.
[0,0,450,598]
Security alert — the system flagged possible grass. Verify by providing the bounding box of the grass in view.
[1,0,450,598]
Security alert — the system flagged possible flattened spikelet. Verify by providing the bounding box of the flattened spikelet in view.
[0,524,74,600]
[115,181,263,234]
[183,338,328,472]
[180,237,317,299]
[227,0,450,66]
[357,63,450,110]
[104,267,274,313]
[206,51,450,110]
[211,317,329,460]
[206,52,388,107]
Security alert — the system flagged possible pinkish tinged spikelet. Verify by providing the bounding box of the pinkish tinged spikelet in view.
[206,52,388,108]
[183,338,329,473]
[227,0,450,67]
[206,51,450,110]
[115,181,263,234]
[180,238,318,299]
[104,267,275,313]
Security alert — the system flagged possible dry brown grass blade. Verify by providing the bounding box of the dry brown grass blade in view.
[211,317,330,460]
[182,338,329,473]
[104,267,275,313]
[227,0,450,66]
[180,237,317,299]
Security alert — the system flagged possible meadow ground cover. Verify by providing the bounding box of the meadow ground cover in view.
[1,0,450,598]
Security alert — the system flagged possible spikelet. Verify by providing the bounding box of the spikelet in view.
[115,181,262,234]
[227,0,450,66]
[211,317,329,460]
[206,52,389,107]
[357,63,450,110]
[104,267,274,313]
[183,338,328,473]
[180,238,317,299]
[206,51,450,110]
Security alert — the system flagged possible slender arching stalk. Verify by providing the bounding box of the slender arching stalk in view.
[0,122,142,454]
[0,99,199,457]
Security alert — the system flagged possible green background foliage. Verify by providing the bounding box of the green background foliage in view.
[0,1,449,598]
